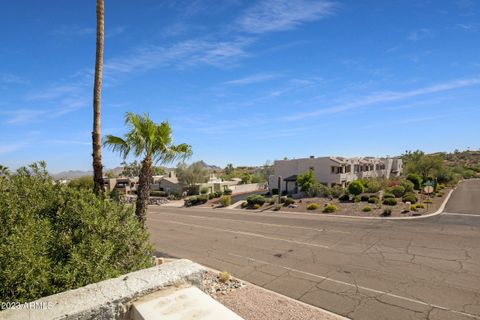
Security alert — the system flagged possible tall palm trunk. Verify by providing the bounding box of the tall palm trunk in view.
[92,0,105,195]
[136,156,152,225]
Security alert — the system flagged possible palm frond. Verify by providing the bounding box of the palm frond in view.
[103,135,130,159]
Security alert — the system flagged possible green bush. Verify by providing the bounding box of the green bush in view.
[0,163,153,303]
[307,203,320,210]
[436,191,445,197]
[200,187,209,195]
[67,176,93,190]
[368,195,379,204]
[423,199,433,204]
[383,193,395,199]
[382,208,392,216]
[150,190,167,197]
[348,180,364,196]
[219,195,232,207]
[415,203,425,209]
[252,203,261,209]
[184,196,198,207]
[382,198,398,206]
[323,204,337,213]
[354,195,361,202]
[391,185,406,198]
[339,194,350,201]
[198,194,209,203]
[308,183,331,197]
[284,198,295,206]
[246,194,266,206]
[402,193,418,204]
[241,201,248,208]
[279,196,287,204]
[360,195,370,202]
[400,180,415,193]
[362,206,372,212]
[406,174,422,190]
[208,193,215,199]
[330,185,345,198]
[363,179,382,193]
[223,189,232,195]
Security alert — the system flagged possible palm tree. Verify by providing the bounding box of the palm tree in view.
[0,165,9,177]
[92,0,105,195]
[103,112,192,224]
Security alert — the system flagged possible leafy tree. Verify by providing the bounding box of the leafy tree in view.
[297,169,316,193]
[406,173,422,190]
[224,163,234,175]
[348,180,364,196]
[104,113,191,224]
[121,160,142,177]
[403,150,444,180]
[68,176,94,190]
[176,161,209,187]
[241,173,252,184]
[92,0,105,196]
[0,162,153,302]
[0,165,10,177]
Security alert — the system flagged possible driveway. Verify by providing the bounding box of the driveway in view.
[146,180,480,320]
[444,179,480,215]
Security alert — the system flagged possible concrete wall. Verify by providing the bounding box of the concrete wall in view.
[0,260,205,320]
[230,183,265,194]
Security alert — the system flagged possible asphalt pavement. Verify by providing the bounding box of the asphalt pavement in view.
[147,179,480,320]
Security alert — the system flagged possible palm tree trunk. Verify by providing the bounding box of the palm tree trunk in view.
[92,0,105,196]
[136,156,152,225]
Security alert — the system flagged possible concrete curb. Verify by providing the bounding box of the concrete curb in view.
[0,259,206,320]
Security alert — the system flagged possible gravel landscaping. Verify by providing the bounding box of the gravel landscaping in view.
[238,189,451,218]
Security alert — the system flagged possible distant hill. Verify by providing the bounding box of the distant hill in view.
[197,160,222,171]
[52,170,93,180]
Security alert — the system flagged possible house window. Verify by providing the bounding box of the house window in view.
[331,166,335,174]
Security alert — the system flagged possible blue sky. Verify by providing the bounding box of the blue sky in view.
[1,0,479,172]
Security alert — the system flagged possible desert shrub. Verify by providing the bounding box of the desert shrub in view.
[391,185,406,198]
[308,183,331,197]
[252,204,261,209]
[218,271,230,283]
[368,195,379,204]
[402,193,418,204]
[223,189,233,195]
[184,196,198,207]
[407,174,422,190]
[363,179,382,193]
[297,169,316,193]
[246,194,266,206]
[383,193,395,199]
[339,194,350,202]
[200,187,209,195]
[360,195,370,202]
[150,190,167,197]
[348,180,364,196]
[67,176,94,190]
[0,163,153,303]
[400,180,415,193]
[213,191,223,198]
[323,204,337,213]
[415,203,425,209]
[354,195,361,202]
[382,208,392,216]
[383,198,397,205]
[279,196,287,204]
[362,206,372,212]
[241,201,248,208]
[330,185,345,198]
[307,203,320,210]
[208,193,215,199]
[423,199,433,204]
[219,195,232,207]
[436,192,444,197]
[437,184,445,190]
[284,198,295,206]
[198,194,209,204]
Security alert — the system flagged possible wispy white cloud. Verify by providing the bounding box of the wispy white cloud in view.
[237,0,336,34]
[103,37,252,79]
[408,28,432,41]
[223,73,279,85]
[282,77,480,121]
[0,143,25,155]
[0,73,30,85]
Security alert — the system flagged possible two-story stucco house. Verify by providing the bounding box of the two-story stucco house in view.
[268,156,403,194]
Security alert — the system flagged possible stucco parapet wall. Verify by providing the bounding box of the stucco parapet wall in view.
[0,259,206,320]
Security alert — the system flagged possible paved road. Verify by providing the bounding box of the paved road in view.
[147,180,480,320]
[444,179,480,215]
